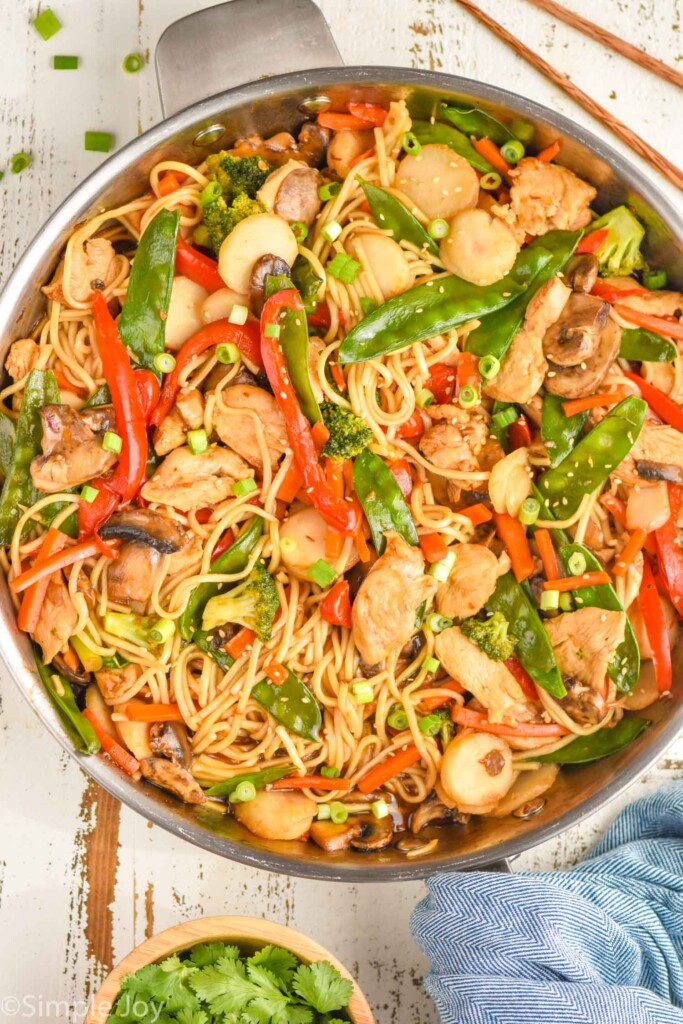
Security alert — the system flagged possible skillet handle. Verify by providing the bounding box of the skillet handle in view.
[155,0,343,117]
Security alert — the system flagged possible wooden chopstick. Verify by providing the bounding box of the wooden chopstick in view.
[452,0,683,192]
[523,0,683,91]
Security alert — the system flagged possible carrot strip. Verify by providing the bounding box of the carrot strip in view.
[534,529,561,582]
[17,528,68,633]
[459,503,493,526]
[346,101,388,126]
[456,350,479,391]
[270,774,352,791]
[472,137,512,181]
[612,528,648,577]
[451,704,568,737]
[419,533,449,564]
[264,660,289,686]
[349,146,375,169]
[11,537,117,594]
[325,460,345,559]
[599,493,627,528]
[542,571,610,592]
[124,703,184,722]
[537,140,561,163]
[357,745,422,794]
[311,420,331,450]
[277,462,304,503]
[158,171,183,196]
[317,111,371,131]
[493,512,534,582]
[354,523,371,562]
[330,361,347,392]
[419,679,464,713]
[53,367,87,396]
[226,626,256,659]
[614,304,683,342]
[83,709,141,776]
[562,388,627,418]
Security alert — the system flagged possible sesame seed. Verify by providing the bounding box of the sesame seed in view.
[432,176,440,184]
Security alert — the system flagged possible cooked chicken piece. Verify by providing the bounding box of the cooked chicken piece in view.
[506,158,596,239]
[141,444,253,511]
[33,574,78,665]
[139,757,206,804]
[30,404,117,492]
[617,422,683,487]
[604,279,683,318]
[485,277,572,404]
[352,531,437,665]
[545,319,621,400]
[6,338,40,382]
[435,626,531,725]
[542,293,609,367]
[95,663,143,704]
[233,789,316,840]
[211,384,288,472]
[106,542,162,609]
[175,389,205,430]
[436,543,499,620]
[544,607,626,698]
[419,404,489,476]
[43,238,117,305]
[167,533,203,576]
[153,408,187,457]
[100,508,189,553]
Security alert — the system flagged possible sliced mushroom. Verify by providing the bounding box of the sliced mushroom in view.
[99,508,189,553]
[297,122,330,167]
[542,293,609,367]
[232,789,316,840]
[149,721,193,767]
[248,253,293,317]
[107,543,162,609]
[411,795,455,834]
[635,460,683,485]
[139,757,206,804]
[565,252,599,293]
[439,731,515,812]
[309,814,393,852]
[53,651,91,686]
[545,318,620,399]
[218,213,298,295]
[230,123,329,168]
[275,167,322,226]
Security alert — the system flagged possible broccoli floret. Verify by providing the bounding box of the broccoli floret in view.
[320,401,373,462]
[230,192,264,226]
[205,152,271,203]
[200,191,265,253]
[201,562,279,643]
[590,206,646,278]
[460,611,516,661]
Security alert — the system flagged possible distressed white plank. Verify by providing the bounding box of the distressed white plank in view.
[0,3,681,1023]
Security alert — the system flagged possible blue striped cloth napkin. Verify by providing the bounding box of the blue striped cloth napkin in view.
[411,782,683,1023]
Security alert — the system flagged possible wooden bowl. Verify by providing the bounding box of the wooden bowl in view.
[84,915,376,1024]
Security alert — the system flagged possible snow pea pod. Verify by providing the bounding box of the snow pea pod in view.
[81,383,111,409]
[353,449,418,554]
[118,207,180,374]
[291,254,322,314]
[541,393,588,469]
[280,306,321,424]
[338,262,528,365]
[178,517,264,641]
[532,716,650,764]
[410,120,494,173]
[0,413,15,480]
[439,102,517,146]
[487,571,566,698]
[467,231,581,361]
[35,650,100,754]
[537,396,647,518]
[359,179,437,256]
[619,327,677,363]
[252,667,322,741]
[204,764,295,798]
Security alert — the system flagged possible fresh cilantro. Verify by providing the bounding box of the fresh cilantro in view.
[292,961,354,1014]
[248,944,299,984]
[189,941,239,966]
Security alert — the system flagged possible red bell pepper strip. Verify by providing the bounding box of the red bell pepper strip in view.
[175,235,225,293]
[17,528,68,633]
[591,281,650,304]
[78,482,119,539]
[260,290,360,536]
[637,556,672,692]
[427,363,457,404]
[388,458,413,499]
[134,368,160,422]
[505,656,538,701]
[615,304,683,342]
[576,228,609,254]
[270,774,352,791]
[654,485,683,617]
[151,318,262,427]
[508,415,532,450]
[11,536,118,594]
[622,370,683,433]
[395,408,425,440]
[320,579,353,628]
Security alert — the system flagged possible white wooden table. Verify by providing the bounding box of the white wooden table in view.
[0,2,681,1021]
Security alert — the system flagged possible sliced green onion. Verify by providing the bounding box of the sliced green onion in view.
[153,352,176,374]
[279,536,297,554]
[229,780,256,804]
[233,476,258,498]
[480,171,502,191]
[80,484,99,504]
[568,551,587,576]
[318,181,341,201]
[540,589,560,612]
[492,405,517,430]
[149,618,175,644]
[84,131,112,153]
[643,269,667,290]
[511,120,535,144]
[216,342,240,364]
[519,497,540,526]
[308,558,337,588]
[416,388,435,409]
[327,252,361,284]
[321,220,342,243]
[427,218,449,240]
[559,593,574,612]
[122,52,144,74]
[371,799,389,819]
[33,8,61,39]
[10,152,32,174]
[419,713,443,737]
[426,612,453,634]
[320,765,340,779]
[422,655,440,675]
[479,354,500,380]
[458,384,479,409]
[291,220,309,242]
[71,634,103,673]
[402,131,422,155]
[264,322,281,339]
[351,681,374,705]
[501,139,525,164]
[193,225,210,248]
[102,430,122,454]
[187,428,208,455]
[428,550,456,583]
[53,55,78,69]
[387,704,408,731]
[227,304,248,326]
[329,801,348,824]
[316,803,332,820]
[201,180,222,203]
[360,296,377,316]
[103,611,150,648]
